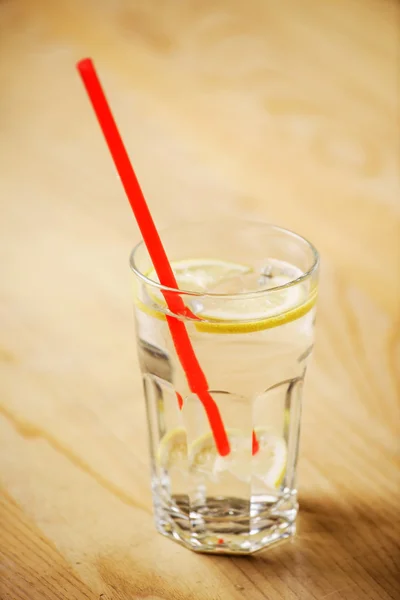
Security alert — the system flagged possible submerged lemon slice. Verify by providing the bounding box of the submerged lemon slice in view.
[157,427,187,469]
[137,258,317,334]
[252,428,287,488]
[157,427,287,487]
[188,428,287,488]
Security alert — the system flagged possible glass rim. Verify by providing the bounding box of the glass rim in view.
[129,220,319,300]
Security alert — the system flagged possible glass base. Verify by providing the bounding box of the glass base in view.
[153,493,298,555]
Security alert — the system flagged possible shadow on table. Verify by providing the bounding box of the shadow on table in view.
[224,493,399,597]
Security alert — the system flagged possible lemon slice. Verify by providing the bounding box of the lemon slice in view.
[188,428,287,488]
[198,276,302,321]
[146,259,252,303]
[252,428,287,488]
[188,432,220,478]
[136,258,317,334]
[194,289,317,334]
[157,427,187,469]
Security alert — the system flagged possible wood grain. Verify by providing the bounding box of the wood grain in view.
[0,0,399,598]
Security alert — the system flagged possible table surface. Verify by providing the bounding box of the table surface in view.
[1,1,399,599]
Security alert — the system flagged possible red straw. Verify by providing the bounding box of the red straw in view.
[76,58,231,456]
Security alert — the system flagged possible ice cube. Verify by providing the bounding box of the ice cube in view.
[210,272,270,294]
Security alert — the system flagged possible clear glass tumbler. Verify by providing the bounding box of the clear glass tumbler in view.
[130,220,319,554]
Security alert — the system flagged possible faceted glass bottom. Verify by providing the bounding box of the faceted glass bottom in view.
[153,491,298,554]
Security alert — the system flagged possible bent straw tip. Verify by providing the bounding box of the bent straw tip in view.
[76,58,94,73]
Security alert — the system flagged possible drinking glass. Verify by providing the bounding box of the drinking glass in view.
[130,220,319,554]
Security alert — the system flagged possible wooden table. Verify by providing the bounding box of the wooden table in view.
[1,1,399,598]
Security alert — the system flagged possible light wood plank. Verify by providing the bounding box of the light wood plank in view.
[0,0,399,598]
